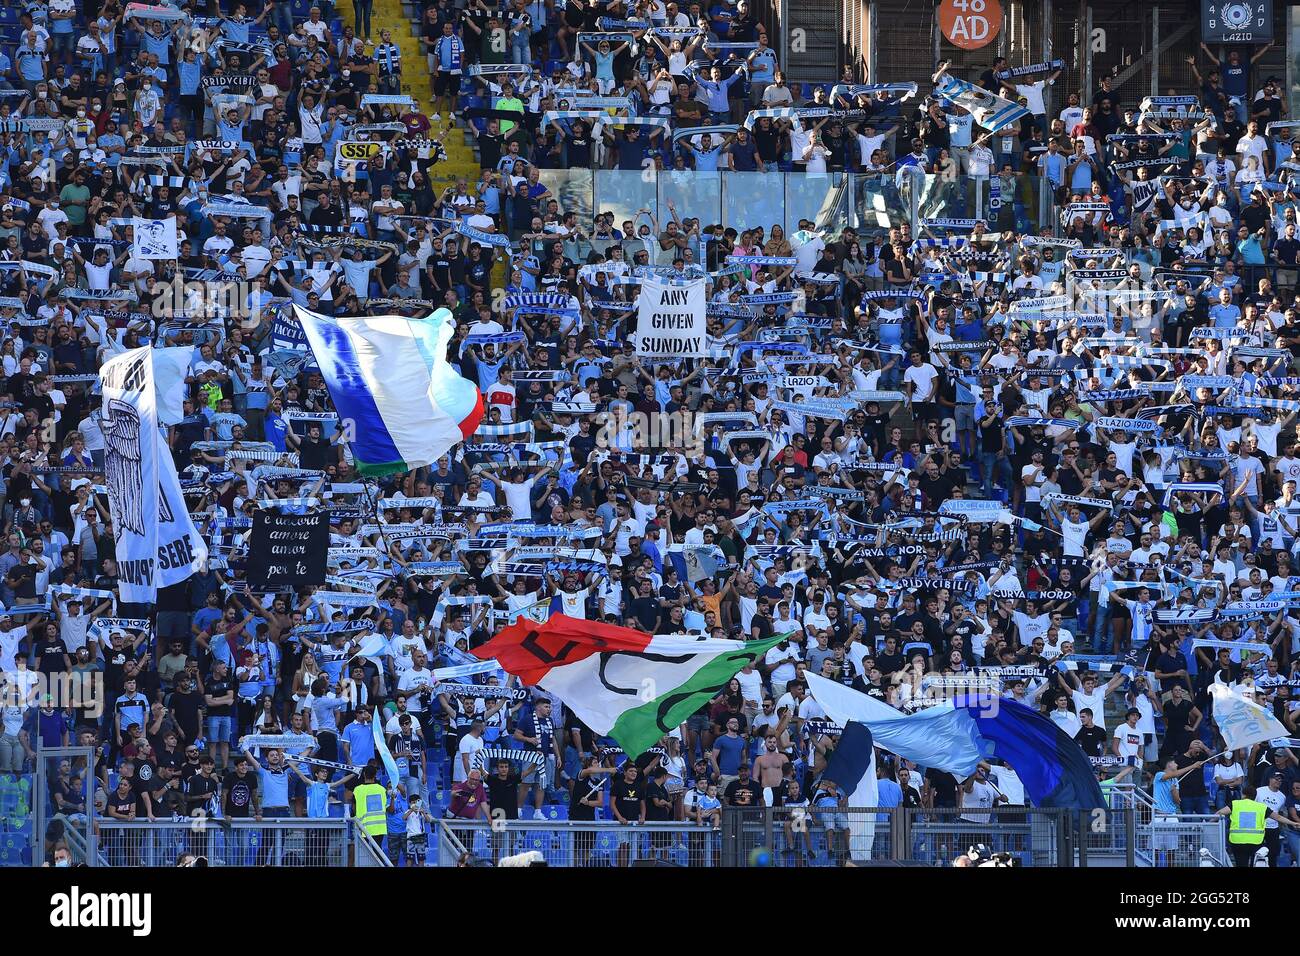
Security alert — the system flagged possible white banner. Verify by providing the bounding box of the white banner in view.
[131,217,178,260]
[153,346,192,427]
[634,276,706,358]
[100,348,207,602]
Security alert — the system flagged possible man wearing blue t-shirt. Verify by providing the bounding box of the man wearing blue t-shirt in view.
[341,705,376,768]
[1209,286,1241,329]
[710,717,748,790]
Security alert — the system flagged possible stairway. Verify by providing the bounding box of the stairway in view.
[338,0,481,192]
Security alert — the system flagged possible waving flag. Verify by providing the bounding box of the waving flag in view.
[371,709,403,791]
[806,674,1103,809]
[821,721,879,861]
[1209,683,1289,751]
[294,305,484,476]
[934,74,1030,134]
[475,615,785,756]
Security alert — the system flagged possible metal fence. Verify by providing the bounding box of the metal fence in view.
[1143,815,1229,868]
[94,819,351,867]
[431,807,1069,867]
[724,806,1070,866]
[435,819,718,867]
[355,829,393,867]
[1081,785,1229,867]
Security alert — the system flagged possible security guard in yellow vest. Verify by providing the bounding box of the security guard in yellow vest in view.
[353,766,389,844]
[1216,785,1284,867]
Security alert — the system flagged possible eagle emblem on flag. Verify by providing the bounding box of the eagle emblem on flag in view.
[103,398,146,537]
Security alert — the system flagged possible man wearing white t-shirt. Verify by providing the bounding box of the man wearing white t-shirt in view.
[902,352,939,411]
[855,123,894,168]
[1112,709,1145,768]
[790,221,825,276]
[735,661,764,713]
[1000,66,1059,116]
[396,650,435,718]
[764,637,801,697]
[1049,499,1105,557]
[1267,446,1298,498]
[454,719,486,783]
[1236,121,1269,173]
[1067,670,1125,730]
[959,767,1006,824]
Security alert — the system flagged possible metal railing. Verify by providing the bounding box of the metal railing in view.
[434,819,717,867]
[1145,814,1229,868]
[1083,784,1228,867]
[724,806,1070,866]
[431,807,1069,867]
[355,829,393,867]
[94,818,351,867]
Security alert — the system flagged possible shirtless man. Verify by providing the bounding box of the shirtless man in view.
[753,734,790,806]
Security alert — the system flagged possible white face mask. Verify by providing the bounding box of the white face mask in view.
[37,91,46,99]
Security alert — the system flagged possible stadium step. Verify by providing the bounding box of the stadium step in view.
[340,0,481,193]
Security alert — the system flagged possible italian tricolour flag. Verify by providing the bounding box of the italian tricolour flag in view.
[475,615,786,756]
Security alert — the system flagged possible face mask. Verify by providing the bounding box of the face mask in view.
[37,91,46,99]
[55,858,70,867]
[77,110,86,118]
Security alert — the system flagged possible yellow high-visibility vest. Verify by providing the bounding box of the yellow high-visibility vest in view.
[353,783,388,836]
[1228,799,1267,845]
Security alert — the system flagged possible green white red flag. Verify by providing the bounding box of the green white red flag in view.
[474,614,786,756]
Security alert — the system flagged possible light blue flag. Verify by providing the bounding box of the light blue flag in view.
[668,544,724,583]
[806,673,984,777]
[371,709,404,793]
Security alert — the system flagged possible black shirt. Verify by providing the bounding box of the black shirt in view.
[569,770,606,821]
[926,768,960,808]
[724,777,763,807]
[610,776,644,821]
[485,770,520,820]
[1175,752,1208,798]
[204,678,234,717]
[1075,723,1108,758]
[645,780,673,821]
[108,789,137,819]
[31,636,69,674]
[168,688,204,742]
[223,770,258,817]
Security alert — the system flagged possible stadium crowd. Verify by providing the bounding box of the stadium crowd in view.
[0,0,1297,869]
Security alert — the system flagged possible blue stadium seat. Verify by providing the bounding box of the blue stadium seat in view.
[0,7,19,25]
[0,837,29,866]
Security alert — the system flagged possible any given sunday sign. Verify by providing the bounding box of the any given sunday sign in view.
[633,275,708,358]
[939,0,1002,51]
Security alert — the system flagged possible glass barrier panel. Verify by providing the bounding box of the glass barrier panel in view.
[720,171,786,237]
[784,172,848,234]
[853,172,910,237]
[594,169,659,247]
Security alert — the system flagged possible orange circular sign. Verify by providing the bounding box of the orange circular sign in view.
[939,0,1003,51]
